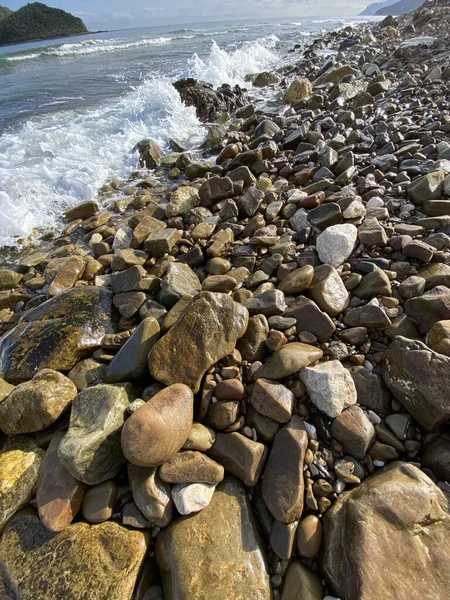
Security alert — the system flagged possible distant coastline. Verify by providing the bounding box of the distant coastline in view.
[0,30,108,48]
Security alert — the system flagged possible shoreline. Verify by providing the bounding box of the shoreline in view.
[1,2,450,598]
[0,29,109,48]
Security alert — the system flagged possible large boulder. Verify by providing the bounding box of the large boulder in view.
[321,462,450,600]
[0,511,148,600]
[0,287,114,384]
[382,336,450,430]
[148,292,248,393]
[0,369,77,434]
[155,477,271,599]
[173,79,247,122]
[0,436,44,533]
[58,384,132,485]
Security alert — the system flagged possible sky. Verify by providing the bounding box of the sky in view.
[1,0,375,28]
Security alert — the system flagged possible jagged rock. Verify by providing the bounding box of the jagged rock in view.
[173,79,246,122]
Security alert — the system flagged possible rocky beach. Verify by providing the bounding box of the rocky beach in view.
[2,1,450,598]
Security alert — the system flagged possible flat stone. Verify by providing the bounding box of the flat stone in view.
[58,384,132,485]
[426,320,450,356]
[254,342,323,380]
[417,264,450,290]
[145,228,181,258]
[160,262,201,307]
[262,416,308,523]
[128,464,172,527]
[0,436,44,533]
[121,384,193,467]
[237,314,269,361]
[358,217,388,247]
[353,268,392,300]
[408,170,445,204]
[285,296,336,343]
[214,379,245,401]
[155,478,271,600]
[331,405,375,459]
[321,462,450,600]
[208,432,267,487]
[278,265,314,294]
[48,256,85,296]
[237,186,265,217]
[405,286,450,334]
[199,176,234,206]
[0,369,77,434]
[308,203,342,231]
[166,186,200,218]
[149,292,248,393]
[301,360,357,418]
[106,318,160,383]
[36,433,87,532]
[0,512,148,600]
[159,451,224,484]
[251,378,295,423]
[382,336,450,430]
[270,519,298,560]
[344,305,392,329]
[350,366,390,414]
[82,481,117,524]
[316,224,358,267]
[0,269,22,291]
[0,287,114,384]
[245,289,286,316]
[171,482,216,515]
[308,265,349,317]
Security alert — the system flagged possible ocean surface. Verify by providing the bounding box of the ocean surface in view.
[0,17,373,247]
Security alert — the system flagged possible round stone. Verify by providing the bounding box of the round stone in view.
[121,384,194,467]
[297,515,323,558]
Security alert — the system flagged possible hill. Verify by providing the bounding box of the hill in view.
[0,5,12,21]
[0,2,88,45]
[360,0,399,15]
[375,0,425,15]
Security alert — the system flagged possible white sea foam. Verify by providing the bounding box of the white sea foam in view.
[0,37,278,246]
[186,35,279,87]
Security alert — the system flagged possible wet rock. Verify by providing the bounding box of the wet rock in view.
[106,317,160,383]
[128,464,172,527]
[254,342,323,380]
[331,405,375,459]
[145,228,181,258]
[250,378,295,423]
[136,138,164,168]
[160,262,201,307]
[121,384,193,467]
[149,292,248,393]
[0,369,77,434]
[82,481,117,524]
[301,360,357,418]
[237,314,269,361]
[405,286,450,334]
[156,478,271,599]
[159,451,224,484]
[0,269,23,290]
[58,384,132,485]
[36,433,87,532]
[0,287,114,384]
[0,436,44,532]
[208,432,267,487]
[382,336,450,430]
[278,264,314,294]
[173,78,246,122]
[0,511,148,600]
[166,186,200,218]
[322,462,450,600]
[262,415,308,523]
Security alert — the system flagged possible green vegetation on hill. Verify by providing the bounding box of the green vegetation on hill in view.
[0,2,88,45]
[0,5,13,21]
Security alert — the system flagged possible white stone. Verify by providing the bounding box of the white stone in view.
[366,196,384,208]
[342,199,366,219]
[316,224,358,267]
[112,226,133,250]
[166,186,200,218]
[300,360,357,418]
[171,482,216,515]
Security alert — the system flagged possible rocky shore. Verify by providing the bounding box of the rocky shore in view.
[2,2,450,599]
